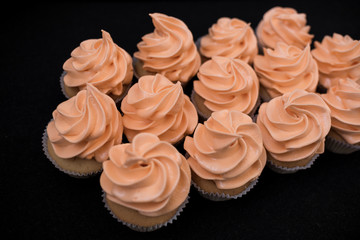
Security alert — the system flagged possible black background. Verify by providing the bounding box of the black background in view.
[2,1,360,239]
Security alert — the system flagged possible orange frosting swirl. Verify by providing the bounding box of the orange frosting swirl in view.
[63,30,133,96]
[47,84,123,162]
[256,89,331,162]
[193,56,259,114]
[121,74,198,144]
[134,13,201,83]
[184,110,266,189]
[254,42,318,99]
[311,33,360,89]
[200,17,258,63]
[100,133,191,217]
[256,7,313,49]
[321,78,360,144]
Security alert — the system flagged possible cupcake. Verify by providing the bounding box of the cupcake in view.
[191,56,260,121]
[100,133,191,231]
[256,6,313,50]
[320,78,360,154]
[253,42,318,101]
[311,33,360,90]
[61,30,133,102]
[256,89,331,173]
[133,13,201,85]
[121,74,198,145]
[184,110,266,201]
[42,83,123,177]
[198,17,258,64]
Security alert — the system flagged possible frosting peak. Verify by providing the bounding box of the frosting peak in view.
[121,74,198,144]
[134,13,201,83]
[321,78,360,144]
[100,133,191,217]
[311,33,360,89]
[256,7,313,49]
[254,42,318,99]
[184,110,266,189]
[193,56,259,114]
[200,17,258,63]
[63,30,133,96]
[47,83,123,162]
[256,89,331,162]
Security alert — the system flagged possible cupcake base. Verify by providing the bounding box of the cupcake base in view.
[267,153,319,174]
[132,57,188,88]
[60,71,130,104]
[258,85,273,103]
[191,90,260,123]
[191,170,258,201]
[102,192,189,232]
[325,131,360,154]
[42,125,102,178]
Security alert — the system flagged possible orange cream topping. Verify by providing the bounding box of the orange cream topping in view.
[100,133,191,217]
[200,17,258,63]
[121,74,198,144]
[47,84,123,162]
[311,33,360,89]
[256,89,331,162]
[254,42,318,99]
[184,110,266,189]
[321,78,360,144]
[134,13,201,83]
[193,56,259,114]
[256,7,313,49]
[63,30,133,96]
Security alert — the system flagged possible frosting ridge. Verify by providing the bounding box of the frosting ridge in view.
[256,89,331,162]
[47,83,123,162]
[256,7,313,49]
[100,133,191,217]
[311,33,360,89]
[254,42,318,99]
[321,78,360,144]
[193,56,259,114]
[121,74,198,143]
[134,13,201,83]
[63,30,133,96]
[184,110,266,189]
[200,17,258,63]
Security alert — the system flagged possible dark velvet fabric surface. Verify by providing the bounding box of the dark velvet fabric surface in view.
[2,1,360,239]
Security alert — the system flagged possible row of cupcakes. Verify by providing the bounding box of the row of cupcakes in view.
[43,7,360,231]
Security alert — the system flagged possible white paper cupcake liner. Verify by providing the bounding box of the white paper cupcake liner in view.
[102,191,189,232]
[59,71,69,98]
[42,124,102,178]
[325,135,360,154]
[192,178,259,201]
[267,154,319,174]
